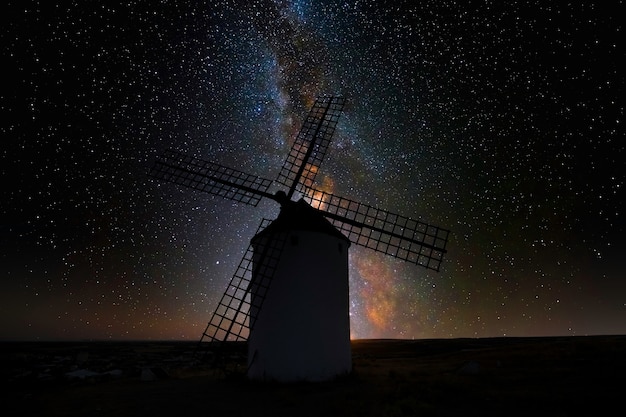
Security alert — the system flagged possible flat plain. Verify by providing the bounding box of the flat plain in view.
[2,335,624,416]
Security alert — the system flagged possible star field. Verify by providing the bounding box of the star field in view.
[1,1,624,340]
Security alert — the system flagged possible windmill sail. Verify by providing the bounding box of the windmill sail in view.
[197,219,288,366]
[276,96,345,197]
[303,190,449,271]
[150,149,273,206]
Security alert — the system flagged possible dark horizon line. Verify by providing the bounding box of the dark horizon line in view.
[1,333,624,344]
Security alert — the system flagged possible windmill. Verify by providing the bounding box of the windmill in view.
[149,96,450,381]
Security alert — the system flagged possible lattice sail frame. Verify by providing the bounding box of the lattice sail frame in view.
[150,149,273,207]
[276,96,345,195]
[199,219,288,345]
[305,190,449,272]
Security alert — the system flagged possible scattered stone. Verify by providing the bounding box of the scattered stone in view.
[65,369,100,380]
[457,360,481,375]
[140,367,157,381]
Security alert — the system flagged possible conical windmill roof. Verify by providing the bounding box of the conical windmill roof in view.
[252,198,350,244]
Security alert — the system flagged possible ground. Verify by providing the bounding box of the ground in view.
[2,336,624,416]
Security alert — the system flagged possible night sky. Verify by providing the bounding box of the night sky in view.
[2,1,624,341]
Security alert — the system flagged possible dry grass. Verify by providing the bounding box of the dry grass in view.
[2,336,624,416]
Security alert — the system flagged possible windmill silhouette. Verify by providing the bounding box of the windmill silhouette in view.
[149,96,449,381]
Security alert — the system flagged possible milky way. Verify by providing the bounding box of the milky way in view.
[1,1,624,340]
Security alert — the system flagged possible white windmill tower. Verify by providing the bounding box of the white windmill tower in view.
[150,96,449,382]
[247,197,352,381]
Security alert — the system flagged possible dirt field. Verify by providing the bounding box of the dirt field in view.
[2,335,624,416]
